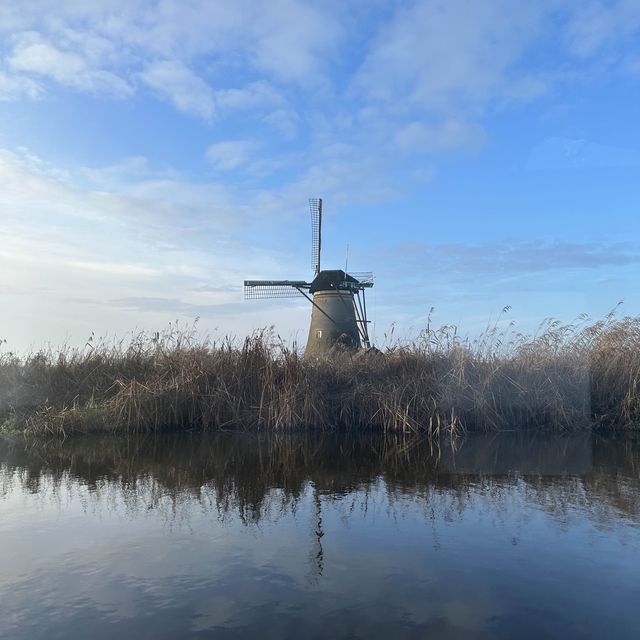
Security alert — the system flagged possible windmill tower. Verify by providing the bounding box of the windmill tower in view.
[244,198,374,358]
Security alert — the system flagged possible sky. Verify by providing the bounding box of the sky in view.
[1,0,639,353]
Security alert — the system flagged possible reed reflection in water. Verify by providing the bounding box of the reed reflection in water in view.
[1,431,639,640]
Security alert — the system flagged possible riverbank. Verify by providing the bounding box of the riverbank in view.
[1,314,639,436]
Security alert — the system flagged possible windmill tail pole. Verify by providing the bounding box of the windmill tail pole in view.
[297,287,339,327]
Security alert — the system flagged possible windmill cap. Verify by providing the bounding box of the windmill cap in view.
[309,269,359,294]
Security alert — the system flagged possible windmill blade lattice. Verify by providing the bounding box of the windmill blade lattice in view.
[244,280,309,300]
[309,198,322,276]
[347,272,374,287]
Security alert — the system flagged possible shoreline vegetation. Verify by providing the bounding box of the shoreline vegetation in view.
[1,312,639,437]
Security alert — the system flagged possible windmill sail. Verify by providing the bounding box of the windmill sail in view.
[309,198,322,276]
[244,280,309,300]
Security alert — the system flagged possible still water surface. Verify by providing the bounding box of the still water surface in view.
[1,432,639,639]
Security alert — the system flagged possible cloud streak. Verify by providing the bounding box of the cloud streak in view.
[383,240,640,278]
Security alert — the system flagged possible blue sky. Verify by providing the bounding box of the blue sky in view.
[1,0,639,352]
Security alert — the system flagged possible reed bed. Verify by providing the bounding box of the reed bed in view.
[1,312,639,436]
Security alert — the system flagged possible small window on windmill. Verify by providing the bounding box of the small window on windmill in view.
[316,329,323,339]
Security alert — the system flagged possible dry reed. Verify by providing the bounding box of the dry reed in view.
[1,311,639,436]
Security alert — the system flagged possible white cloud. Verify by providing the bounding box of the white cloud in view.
[0,0,638,122]
[10,34,85,76]
[139,60,215,119]
[65,260,159,278]
[205,140,258,171]
[216,80,284,111]
[8,32,132,97]
[566,0,640,58]
[0,1,341,113]
[0,70,41,100]
[249,0,342,84]
[0,147,310,352]
[393,120,487,154]
[356,0,550,113]
[262,108,299,138]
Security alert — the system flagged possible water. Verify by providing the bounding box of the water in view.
[1,432,639,640]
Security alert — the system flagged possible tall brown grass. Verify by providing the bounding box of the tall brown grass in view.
[1,311,639,436]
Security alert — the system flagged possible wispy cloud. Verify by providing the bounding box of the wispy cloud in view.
[205,140,259,171]
[0,70,41,100]
[1,1,638,112]
[140,60,215,120]
[8,31,133,97]
[109,296,246,316]
[0,146,313,349]
[0,1,342,115]
[393,120,487,154]
[527,137,640,170]
[565,0,640,58]
[382,239,640,278]
[355,1,550,113]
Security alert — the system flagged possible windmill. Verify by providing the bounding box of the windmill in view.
[244,198,374,357]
